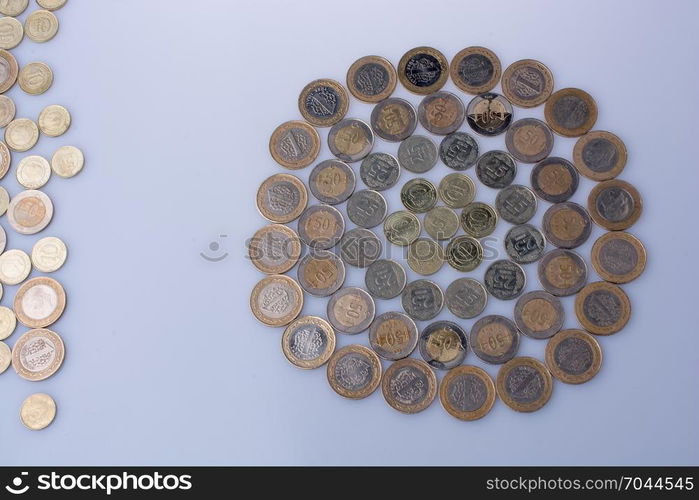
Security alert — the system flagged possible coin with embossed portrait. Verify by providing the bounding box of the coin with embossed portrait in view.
[250,275,303,327]
[0,15,22,49]
[282,316,336,370]
[466,92,513,137]
[0,50,17,94]
[269,120,320,170]
[298,78,348,127]
[419,320,468,370]
[398,46,448,95]
[346,189,387,229]
[537,248,588,296]
[438,173,475,209]
[514,290,564,340]
[402,279,443,322]
[531,157,579,203]
[297,204,344,249]
[408,238,444,276]
[460,202,497,238]
[497,357,553,412]
[12,328,64,381]
[328,118,374,163]
[327,287,375,335]
[346,55,396,103]
[14,276,66,328]
[496,184,537,224]
[16,155,51,189]
[309,159,355,204]
[8,189,53,234]
[424,206,459,240]
[505,118,554,163]
[476,150,516,189]
[25,9,59,42]
[591,231,646,284]
[440,365,496,421]
[297,250,345,297]
[249,224,301,275]
[501,59,554,108]
[51,145,84,178]
[587,179,642,231]
[382,358,437,414]
[0,249,30,285]
[401,177,436,213]
[446,235,483,272]
[445,278,487,319]
[38,104,71,137]
[5,118,39,151]
[484,260,526,300]
[397,135,437,174]
[575,281,631,335]
[418,91,465,135]
[369,311,417,361]
[573,130,627,181]
[20,393,57,430]
[339,227,381,268]
[370,97,417,142]
[544,88,597,137]
[326,345,381,399]
[360,152,400,191]
[504,224,546,264]
[18,62,52,95]
[450,46,501,95]
[542,202,592,249]
[439,131,479,171]
[256,173,307,224]
[383,210,420,247]
[545,329,602,384]
[365,259,406,300]
[0,0,28,16]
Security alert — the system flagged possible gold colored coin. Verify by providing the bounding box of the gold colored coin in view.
[381,358,437,414]
[0,49,18,93]
[450,46,501,95]
[0,94,15,125]
[544,88,598,137]
[0,249,31,285]
[12,328,64,381]
[37,0,67,10]
[591,231,646,284]
[20,393,56,430]
[268,120,320,170]
[5,118,39,151]
[0,15,23,49]
[573,130,627,181]
[0,0,28,16]
[501,59,554,108]
[545,329,602,384]
[31,236,67,273]
[14,276,66,328]
[8,189,54,234]
[397,46,449,95]
[0,340,10,373]
[0,305,16,340]
[18,61,52,94]
[496,356,553,412]
[326,344,381,399]
[51,145,84,178]
[0,141,10,178]
[575,281,631,335]
[0,186,8,214]
[346,55,397,103]
[440,365,496,421]
[407,238,444,275]
[587,179,642,231]
[16,155,51,188]
[24,9,58,42]
[298,78,349,127]
[249,274,303,327]
[281,315,336,369]
[248,224,301,275]
[38,104,71,137]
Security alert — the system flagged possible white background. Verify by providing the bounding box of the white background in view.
[0,0,698,465]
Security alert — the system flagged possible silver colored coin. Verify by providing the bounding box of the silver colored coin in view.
[542,202,592,249]
[424,206,459,240]
[400,177,437,213]
[383,210,421,246]
[466,92,513,136]
[370,97,417,142]
[365,259,407,299]
[438,173,476,208]
[484,259,526,300]
[360,152,400,191]
[346,189,387,229]
[308,159,355,205]
[504,224,546,264]
[417,91,465,135]
[537,248,588,296]
[401,279,444,321]
[470,315,520,364]
[419,321,468,370]
[496,184,537,224]
[397,135,438,173]
[327,286,376,334]
[439,132,479,170]
[339,227,382,268]
[327,118,374,163]
[514,290,565,340]
[530,157,579,203]
[461,202,498,238]
[445,278,487,319]
[368,311,418,360]
[296,250,345,297]
[297,204,345,249]
[476,150,517,189]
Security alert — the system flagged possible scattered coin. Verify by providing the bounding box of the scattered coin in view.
[470,314,519,364]
[496,356,553,412]
[476,150,517,189]
[0,223,4,251]
[248,224,301,274]
[298,78,348,127]
[370,97,417,142]
[544,88,597,137]
[408,237,444,275]
[297,204,345,249]
[445,278,487,319]
[417,91,465,135]
[0,0,28,16]
[25,9,59,42]
[400,177,436,213]
[591,231,646,284]
[397,46,448,95]
[0,186,7,215]
[326,344,381,399]
[281,315,336,369]
[484,259,526,300]
[13,276,66,328]
[327,286,375,334]
[397,135,437,174]
[537,248,588,296]
[51,145,84,178]
[12,328,64,381]
[382,357,437,413]
[439,131,479,170]
[504,224,546,264]
[346,189,387,228]
[16,155,51,189]
[308,159,355,204]
[419,320,468,370]
[297,250,345,297]
[542,202,592,249]
[383,210,420,246]
[20,393,57,430]
[0,306,16,340]
[364,259,406,299]
[401,279,443,321]
[440,365,496,421]
[0,49,17,94]
[256,173,307,224]
[346,55,397,103]
[575,281,631,335]
[0,249,30,285]
[18,61,52,95]
[339,227,381,268]
[505,117,554,163]
[445,235,483,272]
[460,201,497,238]
[0,340,9,373]
[5,117,39,151]
[30,236,67,273]
[530,157,579,203]
[438,172,475,208]
[8,189,54,234]
[0,141,10,179]
[0,16,23,49]
[587,179,642,230]
[37,0,66,10]
[466,92,513,137]
[573,130,627,181]
[501,59,554,108]
[360,152,400,191]
[496,184,537,224]
[545,329,602,384]
[514,290,564,340]
[0,95,14,124]
[37,103,70,137]
[450,46,501,94]
[328,118,374,163]
[269,120,320,170]
[424,206,459,240]
[249,274,303,327]
[368,311,417,360]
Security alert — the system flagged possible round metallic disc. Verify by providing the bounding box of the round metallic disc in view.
[0,16,22,49]
[501,59,554,108]
[573,130,627,181]
[370,97,417,142]
[297,250,345,297]
[11,328,64,381]
[25,9,59,42]
[308,159,355,204]
[369,311,418,360]
[0,306,17,340]
[476,150,517,189]
[298,78,349,127]
[591,231,646,284]
[460,202,497,238]
[249,224,302,274]
[0,186,8,215]
[16,155,50,189]
[470,315,520,364]
[297,204,345,249]
[496,357,553,412]
[360,152,400,191]
[542,202,592,249]
[327,118,374,163]
[18,62,52,95]
[531,157,579,203]
[450,46,501,95]
[346,55,397,103]
[0,141,10,179]
[407,238,444,275]
[545,329,602,384]
[439,132,479,171]
[339,227,381,268]
[445,278,487,319]
[397,46,448,95]
[424,206,459,240]
[327,287,375,335]
[537,248,588,296]
[382,358,437,414]
[544,88,597,137]
[30,236,67,274]
[281,316,336,369]
[419,320,468,370]
[37,0,67,10]
[504,224,546,264]
[514,290,564,340]
[256,173,308,224]
[365,259,407,299]
[400,177,436,213]
[440,365,496,421]
[575,281,631,335]
[505,118,554,163]
[418,91,465,135]
[466,92,513,136]
[50,145,83,177]
[401,279,444,322]
[495,184,537,224]
[249,275,304,327]
[8,189,54,234]
[587,179,642,231]
[0,49,18,93]
[268,120,320,170]
[397,135,438,174]
[13,277,66,328]
[38,104,70,137]
[0,224,4,253]
[5,117,39,151]
[383,210,420,246]
[446,235,483,272]
[20,393,57,431]
[346,189,387,229]
[0,95,15,126]
[438,172,475,208]
[484,260,526,300]
[0,341,9,374]
[0,0,28,17]
[0,249,31,285]
[326,344,381,399]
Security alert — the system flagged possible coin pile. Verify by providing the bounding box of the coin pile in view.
[252,46,644,419]
[0,0,79,431]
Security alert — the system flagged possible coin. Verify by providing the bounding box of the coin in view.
[328,118,374,163]
[0,186,8,215]
[37,0,66,10]
[360,152,400,191]
[370,97,417,142]
[587,179,642,230]
[419,320,468,370]
[537,248,588,296]
[339,227,381,268]
[397,135,438,174]
[346,189,387,228]
[249,224,301,274]
[13,276,66,328]
[542,202,592,249]
[0,0,28,16]
[505,118,554,164]
[383,210,420,246]
[369,311,417,360]
[573,130,627,181]
[5,118,39,151]
[256,173,307,224]
[401,279,443,321]
[365,259,406,300]
[20,393,57,430]
[400,177,436,213]
[544,88,597,137]
[0,49,17,93]
[346,55,397,103]
[450,46,501,95]
[497,357,553,412]
[438,173,475,208]
[25,9,58,42]
[281,316,336,369]
[504,224,546,264]
[439,132,479,171]
[8,189,53,235]
[308,159,355,204]
[298,78,348,127]
[445,278,487,319]
[501,59,554,108]
[496,184,537,224]
[531,157,579,203]
[408,238,444,275]
[51,145,84,178]
[545,329,602,384]
[0,16,22,49]
[30,236,67,273]
[250,275,303,327]
[297,204,344,249]
[484,260,526,300]
[326,344,381,399]
[0,95,14,124]
[424,206,458,240]
[461,202,497,238]
[382,358,437,413]
[16,155,50,189]
[0,249,30,285]
[297,250,345,297]
[514,290,564,340]
[0,223,4,252]
[466,92,513,137]
[327,287,375,335]
[37,103,70,137]
[0,306,16,340]
[397,46,448,95]
[440,365,496,421]
[417,91,465,135]
[591,231,646,284]
[575,281,631,335]
[476,150,517,189]
[0,141,10,179]
[268,120,320,169]
[18,62,52,95]
[0,340,9,373]
[446,235,483,272]
[12,328,64,381]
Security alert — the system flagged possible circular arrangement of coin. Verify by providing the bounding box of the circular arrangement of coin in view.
[252,44,645,420]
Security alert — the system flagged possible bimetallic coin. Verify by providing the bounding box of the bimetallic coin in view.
[501,59,554,108]
[439,132,479,171]
[249,224,301,274]
[249,274,303,327]
[573,130,627,181]
[466,92,513,136]
[496,184,537,224]
[484,260,526,300]
[346,189,387,229]
[504,224,546,264]
[438,173,475,208]
[297,250,345,297]
[544,88,597,137]
[0,340,9,374]
[476,150,516,189]
[16,155,50,189]
[382,358,437,414]
[542,202,592,249]
[339,227,381,268]
[365,259,406,300]
[20,393,57,430]
[417,91,465,135]
[0,306,16,340]
[496,357,553,412]
[514,290,564,340]
[297,204,344,249]
[38,104,70,137]
[8,190,54,234]
[419,321,468,370]
[575,281,631,335]
[327,287,375,335]
[401,279,443,321]
[0,249,30,285]
[545,329,602,384]
[13,277,66,328]
[328,118,374,163]
[18,62,52,95]
[369,311,418,361]
[383,210,420,246]
[269,120,320,170]
[424,206,459,240]
[588,179,642,230]
[591,231,646,284]
[537,248,588,296]
[446,236,483,272]
[346,55,397,103]
[440,365,496,421]
[281,316,336,369]
[5,118,39,151]
[298,78,348,127]
[0,95,14,125]
[0,0,28,16]
[37,0,67,9]
[397,135,437,174]
[256,174,308,223]
[12,328,64,381]
[25,9,59,42]
[308,159,355,204]
[505,118,554,163]
[460,202,497,238]
[326,345,381,399]
[0,49,17,93]
[360,152,400,191]
[0,16,22,49]
[370,97,417,142]
[51,145,84,177]
[397,46,448,95]
[400,177,436,213]
[31,236,67,273]
[445,278,487,319]
[450,46,501,95]
[531,157,579,203]
[407,238,444,275]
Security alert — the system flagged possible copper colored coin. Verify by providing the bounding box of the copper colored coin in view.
[256,173,308,224]
[470,315,520,365]
[575,281,631,335]
[249,275,304,327]
[530,157,579,203]
[381,358,437,414]
[501,59,554,108]
[268,120,320,169]
[397,46,449,95]
[11,328,64,381]
[248,224,302,274]
[537,249,588,296]
[298,78,349,127]
[326,344,381,399]
[514,290,564,340]
[449,46,501,95]
[281,316,336,370]
[496,356,553,412]
[346,55,397,103]
[505,118,554,163]
[573,130,627,181]
[13,277,66,328]
[591,231,647,284]
[587,179,642,230]
[542,202,592,249]
[417,91,465,135]
[545,329,602,384]
[544,88,597,137]
[327,287,375,335]
[440,365,496,421]
[370,97,417,142]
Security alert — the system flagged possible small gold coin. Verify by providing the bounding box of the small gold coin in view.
[24,9,58,42]
[346,55,397,103]
[51,145,84,177]
[496,356,553,412]
[381,357,437,414]
[326,344,381,400]
[591,231,646,284]
[20,393,56,430]
[545,329,602,384]
[12,328,64,381]
[268,120,320,170]
[408,238,444,275]
[250,274,303,327]
[0,340,10,373]
[14,276,66,328]
[256,173,307,224]
[37,0,67,10]
[0,141,10,178]
[0,49,18,93]
[0,94,15,124]
[298,78,349,127]
[0,15,23,49]
[5,118,39,151]
[18,61,53,94]
[440,365,496,421]
[38,104,71,137]
[281,315,336,369]
[31,236,67,272]
[0,248,31,285]
[575,281,631,335]
[0,0,28,16]
[0,305,17,340]
[248,224,300,274]
[0,186,8,214]
[8,189,54,234]
[16,155,51,188]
